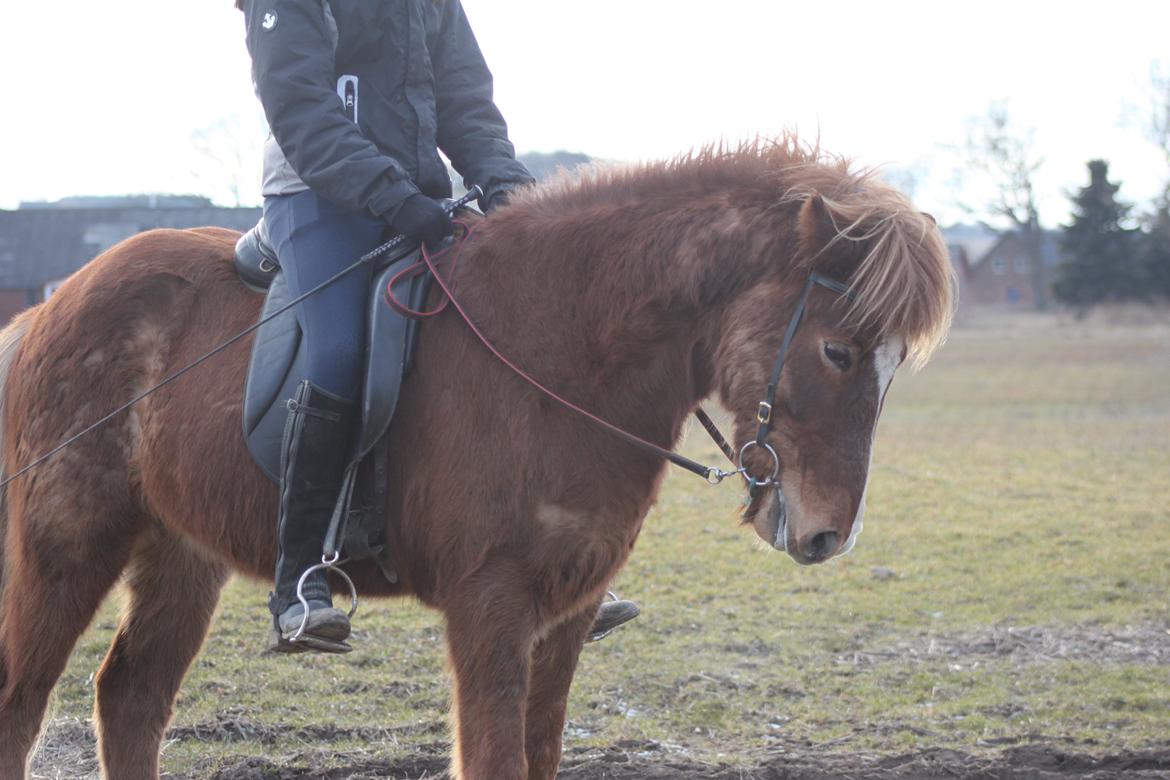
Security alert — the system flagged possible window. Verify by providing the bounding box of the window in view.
[1014,255,1029,274]
[991,256,1006,275]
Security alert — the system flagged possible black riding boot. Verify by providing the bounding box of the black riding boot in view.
[268,380,356,654]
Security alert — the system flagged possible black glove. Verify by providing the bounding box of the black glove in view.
[390,194,453,248]
[481,184,522,214]
[483,190,510,214]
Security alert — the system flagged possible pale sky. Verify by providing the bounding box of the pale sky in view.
[1,1,1168,226]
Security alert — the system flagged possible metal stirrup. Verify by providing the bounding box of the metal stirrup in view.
[289,551,359,644]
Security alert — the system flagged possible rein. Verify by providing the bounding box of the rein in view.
[389,224,856,491]
[388,222,742,484]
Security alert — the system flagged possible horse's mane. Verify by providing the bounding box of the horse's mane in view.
[511,134,954,368]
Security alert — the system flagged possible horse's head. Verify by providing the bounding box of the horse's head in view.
[721,181,953,566]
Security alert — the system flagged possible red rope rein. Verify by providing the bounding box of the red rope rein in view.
[390,222,732,482]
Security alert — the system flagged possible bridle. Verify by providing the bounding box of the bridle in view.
[402,229,858,495]
[733,271,857,494]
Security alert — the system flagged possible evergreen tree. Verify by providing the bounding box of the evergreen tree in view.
[1054,160,1139,308]
[1138,206,1170,300]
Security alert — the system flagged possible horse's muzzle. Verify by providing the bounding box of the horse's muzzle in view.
[790,530,839,565]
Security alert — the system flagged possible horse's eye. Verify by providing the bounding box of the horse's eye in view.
[824,342,852,371]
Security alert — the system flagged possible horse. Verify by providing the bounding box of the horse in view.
[0,137,953,780]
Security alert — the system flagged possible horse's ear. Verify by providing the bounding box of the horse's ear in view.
[797,193,839,264]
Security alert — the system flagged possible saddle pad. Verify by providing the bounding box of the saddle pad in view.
[242,245,427,481]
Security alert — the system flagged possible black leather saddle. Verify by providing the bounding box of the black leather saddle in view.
[235,221,431,483]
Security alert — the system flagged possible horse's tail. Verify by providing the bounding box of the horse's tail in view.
[0,307,35,661]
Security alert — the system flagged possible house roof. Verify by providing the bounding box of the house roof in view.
[941,224,1000,268]
[974,230,1064,269]
[0,205,260,289]
[940,224,1065,275]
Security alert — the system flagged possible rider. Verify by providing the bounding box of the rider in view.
[240,0,639,653]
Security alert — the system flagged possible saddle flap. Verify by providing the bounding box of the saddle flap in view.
[242,273,305,481]
[242,246,429,482]
[355,253,433,459]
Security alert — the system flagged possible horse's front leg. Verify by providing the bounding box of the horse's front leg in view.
[524,602,597,780]
[445,563,538,780]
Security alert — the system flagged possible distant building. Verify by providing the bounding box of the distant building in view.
[942,226,1064,313]
[0,195,259,324]
[517,150,592,180]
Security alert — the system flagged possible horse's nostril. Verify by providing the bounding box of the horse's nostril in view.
[804,531,838,562]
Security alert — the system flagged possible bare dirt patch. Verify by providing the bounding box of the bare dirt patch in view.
[842,623,1170,669]
[561,743,1170,778]
[31,719,1170,779]
[198,743,1170,779]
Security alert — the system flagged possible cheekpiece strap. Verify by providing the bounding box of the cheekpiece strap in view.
[753,273,855,446]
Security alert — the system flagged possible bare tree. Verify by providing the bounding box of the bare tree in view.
[881,160,928,202]
[1139,63,1170,298]
[189,113,266,207]
[1142,62,1170,209]
[957,101,1049,310]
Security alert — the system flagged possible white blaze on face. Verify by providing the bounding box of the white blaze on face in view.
[839,334,904,557]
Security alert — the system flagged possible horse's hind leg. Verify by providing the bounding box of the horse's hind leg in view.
[95,527,228,779]
[0,500,142,779]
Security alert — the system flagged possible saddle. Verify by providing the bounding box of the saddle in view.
[234,219,434,581]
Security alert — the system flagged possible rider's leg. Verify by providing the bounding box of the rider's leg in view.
[262,191,384,653]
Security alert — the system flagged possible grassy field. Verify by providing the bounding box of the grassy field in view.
[31,312,1170,778]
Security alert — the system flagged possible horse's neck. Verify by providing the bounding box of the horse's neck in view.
[465,201,786,451]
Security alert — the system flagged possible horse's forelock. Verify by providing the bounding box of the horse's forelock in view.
[781,177,955,369]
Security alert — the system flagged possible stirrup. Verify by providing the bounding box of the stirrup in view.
[290,551,359,645]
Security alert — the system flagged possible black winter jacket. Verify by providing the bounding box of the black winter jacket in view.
[242,0,534,219]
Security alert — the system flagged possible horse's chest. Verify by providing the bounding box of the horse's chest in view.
[529,501,645,610]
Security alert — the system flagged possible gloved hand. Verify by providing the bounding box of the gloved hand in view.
[390,194,453,248]
[483,190,510,214]
[481,184,522,214]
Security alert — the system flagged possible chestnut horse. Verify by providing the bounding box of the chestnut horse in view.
[0,139,952,779]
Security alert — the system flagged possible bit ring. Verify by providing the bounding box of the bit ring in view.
[737,440,780,488]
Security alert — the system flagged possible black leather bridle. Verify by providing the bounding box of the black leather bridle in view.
[728,271,857,492]
[646,270,858,492]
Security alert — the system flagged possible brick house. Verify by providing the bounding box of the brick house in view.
[943,226,1064,312]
